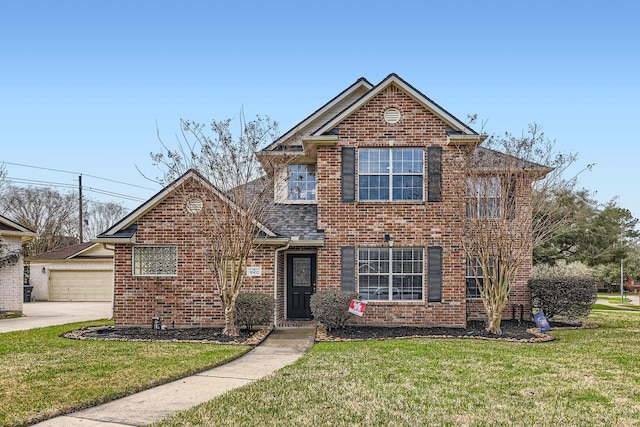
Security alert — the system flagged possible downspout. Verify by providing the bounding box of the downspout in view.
[103,243,116,320]
[273,240,291,329]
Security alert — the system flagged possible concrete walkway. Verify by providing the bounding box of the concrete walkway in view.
[0,302,113,333]
[33,327,316,426]
[596,293,640,309]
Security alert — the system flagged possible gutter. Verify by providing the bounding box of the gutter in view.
[273,240,291,329]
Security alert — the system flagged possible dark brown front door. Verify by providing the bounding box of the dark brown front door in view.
[286,253,316,319]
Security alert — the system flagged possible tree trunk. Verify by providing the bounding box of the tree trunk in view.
[486,309,503,335]
[223,302,240,336]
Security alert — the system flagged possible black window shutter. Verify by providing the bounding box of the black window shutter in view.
[341,246,356,292]
[342,147,356,202]
[428,146,442,202]
[427,246,443,302]
[507,175,516,219]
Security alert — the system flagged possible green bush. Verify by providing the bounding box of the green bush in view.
[235,293,275,331]
[528,277,598,320]
[310,290,360,331]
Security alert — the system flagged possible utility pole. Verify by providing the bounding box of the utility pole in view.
[79,175,83,243]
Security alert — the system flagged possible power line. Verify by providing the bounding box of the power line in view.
[6,177,147,203]
[1,160,157,191]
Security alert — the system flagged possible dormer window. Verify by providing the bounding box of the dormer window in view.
[287,164,316,201]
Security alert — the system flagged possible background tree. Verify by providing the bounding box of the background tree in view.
[1,186,78,255]
[0,185,128,255]
[572,200,639,267]
[146,114,284,336]
[460,123,578,335]
[594,243,640,288]
[0,163,7,191]
[533,188,596,265]
[84,201,129,242]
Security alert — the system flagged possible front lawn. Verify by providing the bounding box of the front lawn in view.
[155,311,640,427]
[0,320,249,426]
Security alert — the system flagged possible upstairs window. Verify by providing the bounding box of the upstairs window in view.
[287,164,316,201]
[466,176,501,218]
[133,246,177,276]
[358,148,423,201]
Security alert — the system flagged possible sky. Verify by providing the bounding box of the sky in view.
[1,1,638,220]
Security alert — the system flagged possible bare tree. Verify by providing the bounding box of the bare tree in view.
[1,186,78,255]
[460,123,577,334]
[84,201,129,240]
[146,114,285,336]
[0,163,7,190]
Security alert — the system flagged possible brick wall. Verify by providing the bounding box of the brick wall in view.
[316,84,532,327]
[112,179,276,327]
[0,235,24,313]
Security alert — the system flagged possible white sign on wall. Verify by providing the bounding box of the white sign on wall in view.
[246,266,262,277]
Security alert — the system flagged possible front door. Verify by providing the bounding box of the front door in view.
[286,253,316,319]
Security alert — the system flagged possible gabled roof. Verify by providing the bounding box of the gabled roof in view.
[0,214,37,241]
[28,242,110,261]
[261,77,373,153]
[312,73,479,138]
[94,169,277,244]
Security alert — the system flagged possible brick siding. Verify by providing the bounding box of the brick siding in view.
[315,84,531,326]
[112,181,276,327]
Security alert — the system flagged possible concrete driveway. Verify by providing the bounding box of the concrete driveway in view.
[0,302,112,333]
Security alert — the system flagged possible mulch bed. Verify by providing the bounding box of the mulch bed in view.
[316,320,596,343]
[62,320,596,345]
[62,326,272,346]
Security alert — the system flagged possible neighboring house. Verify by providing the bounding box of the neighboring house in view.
[28,242,114,302]
[0,214,37,314]
[96,73,539,328]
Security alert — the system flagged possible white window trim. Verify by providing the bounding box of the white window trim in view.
[275,164,318,204]
[466,176,501,218]
[358,148,424,202]
[357,247,424,302]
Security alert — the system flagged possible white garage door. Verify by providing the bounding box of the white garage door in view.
[49,270,113,302]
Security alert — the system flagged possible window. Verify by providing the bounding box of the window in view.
[358,148,423,201]
[466,257,494,299]
[358,248,423,301]
[133,246,177,276]
[287,164,316,201]
[466,176,501,218]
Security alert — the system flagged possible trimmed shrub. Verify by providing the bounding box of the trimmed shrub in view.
[234,293,275,331]
[310,290,360,331]
[528,277,598,320]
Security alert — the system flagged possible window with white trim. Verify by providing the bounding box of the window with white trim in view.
[358,148,423,201]
[466,176,501,218]
[133,246,177,276]
[287,164,316,201]
[358,248,423,301]
[466,256,494,299]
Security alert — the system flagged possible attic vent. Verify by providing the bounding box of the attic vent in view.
[383,108,401,124]
[186,197,203,214]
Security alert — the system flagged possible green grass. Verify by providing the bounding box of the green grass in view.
[599,295,632,303]
[155,311,640,427]
[0,320,249,427]
[592,303,630,311]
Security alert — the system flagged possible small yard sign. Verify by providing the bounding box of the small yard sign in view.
[532,308,550,332]
[348,299,367,316]
[246,266,262,277]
